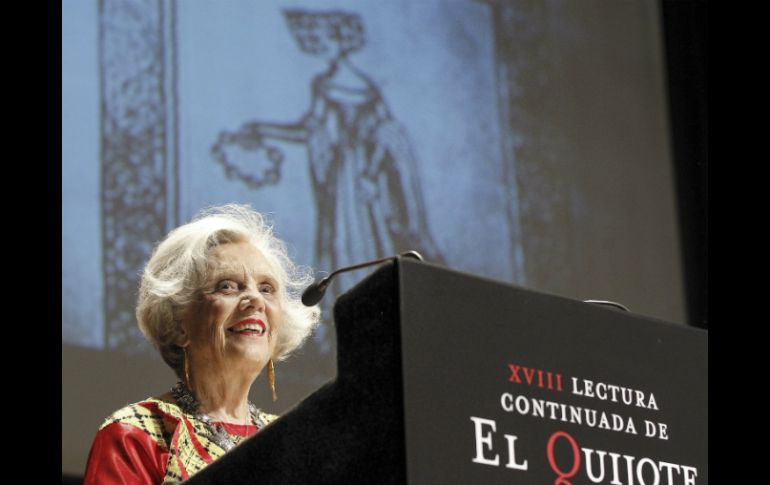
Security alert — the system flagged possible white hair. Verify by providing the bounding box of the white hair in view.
[136,204,320,378]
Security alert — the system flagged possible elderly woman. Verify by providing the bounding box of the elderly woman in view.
[83,204,320,484]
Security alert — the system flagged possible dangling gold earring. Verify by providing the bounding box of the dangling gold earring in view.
[183,347,191,387]
[267,359,277,401]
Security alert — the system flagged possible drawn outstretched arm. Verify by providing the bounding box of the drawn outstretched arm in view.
[210,82,332,189]
[238,120,308,144]
[237,79,328,145]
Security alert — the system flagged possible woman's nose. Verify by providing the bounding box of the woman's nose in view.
[240,288,265,311]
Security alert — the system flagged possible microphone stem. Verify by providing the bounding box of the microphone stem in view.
[304,251,423,306]
[324,254,401,282]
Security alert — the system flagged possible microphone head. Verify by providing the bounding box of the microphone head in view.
[301,280,328,306]
[399,250,424,261]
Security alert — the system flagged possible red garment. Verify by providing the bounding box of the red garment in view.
[83,399,267,485]
[83,422,169,485]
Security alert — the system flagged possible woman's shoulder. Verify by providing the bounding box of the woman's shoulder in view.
[103,396,281,433]
[100,396,184,431]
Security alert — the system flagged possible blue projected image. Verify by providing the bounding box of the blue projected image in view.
[62,0,102,348]
[63,0,524,353]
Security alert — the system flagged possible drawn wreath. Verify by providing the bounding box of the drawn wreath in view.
[211,130,284,189]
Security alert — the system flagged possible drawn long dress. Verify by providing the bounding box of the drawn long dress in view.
[223,66,443,295]
[303,71,443,287]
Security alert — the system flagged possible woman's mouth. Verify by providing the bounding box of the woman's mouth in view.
[228,319,266,337]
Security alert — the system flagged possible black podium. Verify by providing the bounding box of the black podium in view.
[185,258,707,484]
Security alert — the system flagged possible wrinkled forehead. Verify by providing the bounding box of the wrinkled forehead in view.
[205,241,281,284]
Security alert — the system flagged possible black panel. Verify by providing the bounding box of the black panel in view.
[399,259,707,484]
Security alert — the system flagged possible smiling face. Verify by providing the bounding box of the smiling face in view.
[178,241,283,382]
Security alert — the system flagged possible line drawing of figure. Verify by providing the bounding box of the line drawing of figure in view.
[212,9,444,297]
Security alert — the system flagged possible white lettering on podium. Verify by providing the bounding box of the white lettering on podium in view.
[571,377,659,411]
[470,416,499,466]
[468,420,699,484]
[644,420,669,440]
[470,416,528,471]
[504,434,528,470]
[577,445,698,485]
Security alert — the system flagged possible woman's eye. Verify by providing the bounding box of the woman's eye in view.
[259,284,276,295]
[216,280,239,292]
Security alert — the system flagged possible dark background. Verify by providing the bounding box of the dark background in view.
[661,0,708,330]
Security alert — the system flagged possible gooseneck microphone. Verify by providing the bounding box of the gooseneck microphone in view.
[301,250,424,306]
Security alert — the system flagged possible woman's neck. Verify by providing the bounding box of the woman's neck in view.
[188,370,256,425]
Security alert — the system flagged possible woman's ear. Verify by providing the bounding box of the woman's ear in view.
[175,321,190,347]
